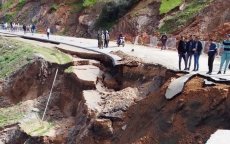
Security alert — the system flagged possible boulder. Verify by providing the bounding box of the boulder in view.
[92,119,113,138]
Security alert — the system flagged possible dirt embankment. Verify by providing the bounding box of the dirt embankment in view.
[176,0,230,41]
[1,47,230,144]
[1,0,229,42]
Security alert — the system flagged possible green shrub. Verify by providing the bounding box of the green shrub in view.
[160,0,183,14]
[83,0,97,7]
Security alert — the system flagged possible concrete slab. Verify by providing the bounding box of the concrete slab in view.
[165,74,195,100]
[206,129,230,144]
[73,57,100,66]
[204,79,216,86]
[73,65,102,85]
[56,44,99,55]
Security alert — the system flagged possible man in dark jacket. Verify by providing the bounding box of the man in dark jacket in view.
[186,35,195,70]
[22,24,26,34]
[177,36,187,70]
[193,36,203,71]
[161,33,168,50]
[207,39,217,75]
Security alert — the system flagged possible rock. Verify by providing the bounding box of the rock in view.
[103,73,119,90]
[176,99,185,111]
[122,125,127,131]
[165,74,195,99]
[92,119,113,138]
[32,108,40,113]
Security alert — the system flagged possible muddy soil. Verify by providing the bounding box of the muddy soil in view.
[1,45,230,144]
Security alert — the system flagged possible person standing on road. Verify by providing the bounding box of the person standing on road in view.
[186,35,195,70]
[22,24,26,34]
[97,30,104,49]
[104,30,110,48]
[217,34,230,74]
[177,36,187,70]
[31,24,36,35]
[193,36,203,71]
[207,39,217,75]
[47,27,50,39]
[160,33,168,50]
[10,22,13,31]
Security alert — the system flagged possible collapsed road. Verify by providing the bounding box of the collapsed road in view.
[0,35,230,144]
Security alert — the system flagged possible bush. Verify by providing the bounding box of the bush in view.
[160,0,183,14]
[83,0,97,7]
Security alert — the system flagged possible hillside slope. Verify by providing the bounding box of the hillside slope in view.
[0,0,229,41]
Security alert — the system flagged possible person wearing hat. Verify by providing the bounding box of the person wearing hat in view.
[217,34,230,74]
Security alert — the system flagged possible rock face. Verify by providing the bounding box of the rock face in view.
[111,1,161,41]
[177,0,230,40]
[1,0,228,41]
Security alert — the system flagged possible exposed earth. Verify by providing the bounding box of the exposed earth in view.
[0,35,230,144]
[0,0,229,42]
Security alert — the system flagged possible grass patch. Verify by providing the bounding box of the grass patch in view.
[0,37,72,79]
[160,0,182,14]
[64,66,74,73]
[0,104,25,127]
[33,47,72,65]
[21,119,55,136]
[159,0,213,33]
[0,38,33,79]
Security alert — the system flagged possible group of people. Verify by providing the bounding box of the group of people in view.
[177,34,230,75]
[97,30,110,49]
[2,22,21,31]
[1,22,37,34]
[1,21,51,39]
[22,24,36,35]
